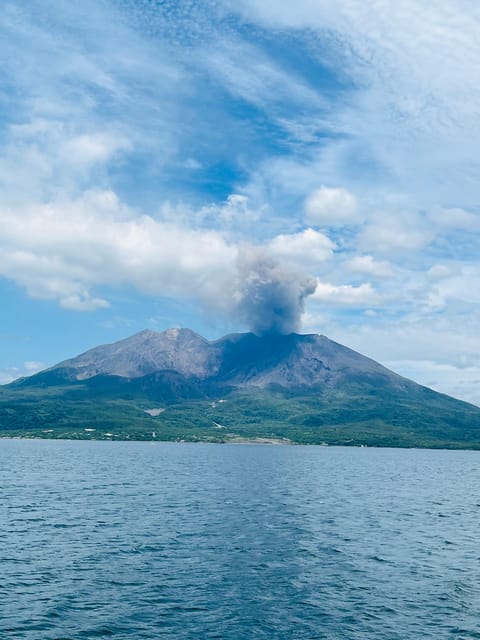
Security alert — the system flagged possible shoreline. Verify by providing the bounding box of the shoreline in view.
[2,435,480,451]
[0,435,295,446]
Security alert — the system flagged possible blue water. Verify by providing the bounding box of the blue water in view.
[2,440,480,639]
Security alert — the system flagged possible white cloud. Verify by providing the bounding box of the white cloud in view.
[197,194,262,229]
[424,266,480,308]
[24,361,45,374]
[60,294,110,312]
[304,186,359,226]
[231,0,480,211]
[0,119,132,212]
[318,316,480,371]
[426,264,453,281]
[0,369,19,385]
[0,189,338,320]
[345,254,393,279]
[358,210,434,254]
[301,311,480,403]
[311,281,381,306]
[383,360,480,407]
[268,228,336,269]
[429,207,480,230]
[0,360,45,385]
[0,190,238,312]
[61,132,130,168]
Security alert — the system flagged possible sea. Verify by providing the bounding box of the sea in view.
[2,439,480,639]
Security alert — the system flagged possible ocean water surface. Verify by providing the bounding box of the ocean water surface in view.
[2,439,480,639]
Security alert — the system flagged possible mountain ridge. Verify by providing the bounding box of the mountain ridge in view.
[3,327,480,449]
[20,327,417,394]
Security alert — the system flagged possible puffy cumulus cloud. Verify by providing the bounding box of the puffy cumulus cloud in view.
[341,259,480,317]
[268,228,336,269]
[304,186,359,227]
[0,189,329,333]
[0,190,238,313]
[344,255,393,279]
[311,281,381,307]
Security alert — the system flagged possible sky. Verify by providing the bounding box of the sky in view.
[2,0,480,405]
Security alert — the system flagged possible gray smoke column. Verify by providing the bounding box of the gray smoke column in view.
[234,247,317,335]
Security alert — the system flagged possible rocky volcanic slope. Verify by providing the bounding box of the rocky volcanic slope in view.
[30,328,411,391]
[50,328,215,379]
[3,328,480,448]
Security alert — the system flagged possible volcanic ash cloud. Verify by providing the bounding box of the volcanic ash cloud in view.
[234,247,317,336]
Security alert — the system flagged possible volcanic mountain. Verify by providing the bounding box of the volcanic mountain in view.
[4,328,480,448]
[23,328,414,390]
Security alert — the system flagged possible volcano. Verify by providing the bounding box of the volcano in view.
[3,328,480,448]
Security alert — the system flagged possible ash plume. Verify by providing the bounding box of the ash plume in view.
[233,247,317,335]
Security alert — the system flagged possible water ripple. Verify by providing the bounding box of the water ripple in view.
[1,440,480,638]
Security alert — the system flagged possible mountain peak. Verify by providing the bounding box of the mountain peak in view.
[133,327,205,339]
[28,327,410,393]
[133,328,159,337]
[48,326,210,380]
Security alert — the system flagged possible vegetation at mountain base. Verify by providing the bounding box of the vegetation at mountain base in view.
[2,374,480,449]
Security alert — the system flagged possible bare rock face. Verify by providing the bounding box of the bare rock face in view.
[43,328,412,392]
[210,332,410,390]
[54,328,216,380]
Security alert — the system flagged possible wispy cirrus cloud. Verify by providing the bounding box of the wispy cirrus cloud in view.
[232,0,480,205]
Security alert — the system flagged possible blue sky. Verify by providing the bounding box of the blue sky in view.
[2,0,480,404]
